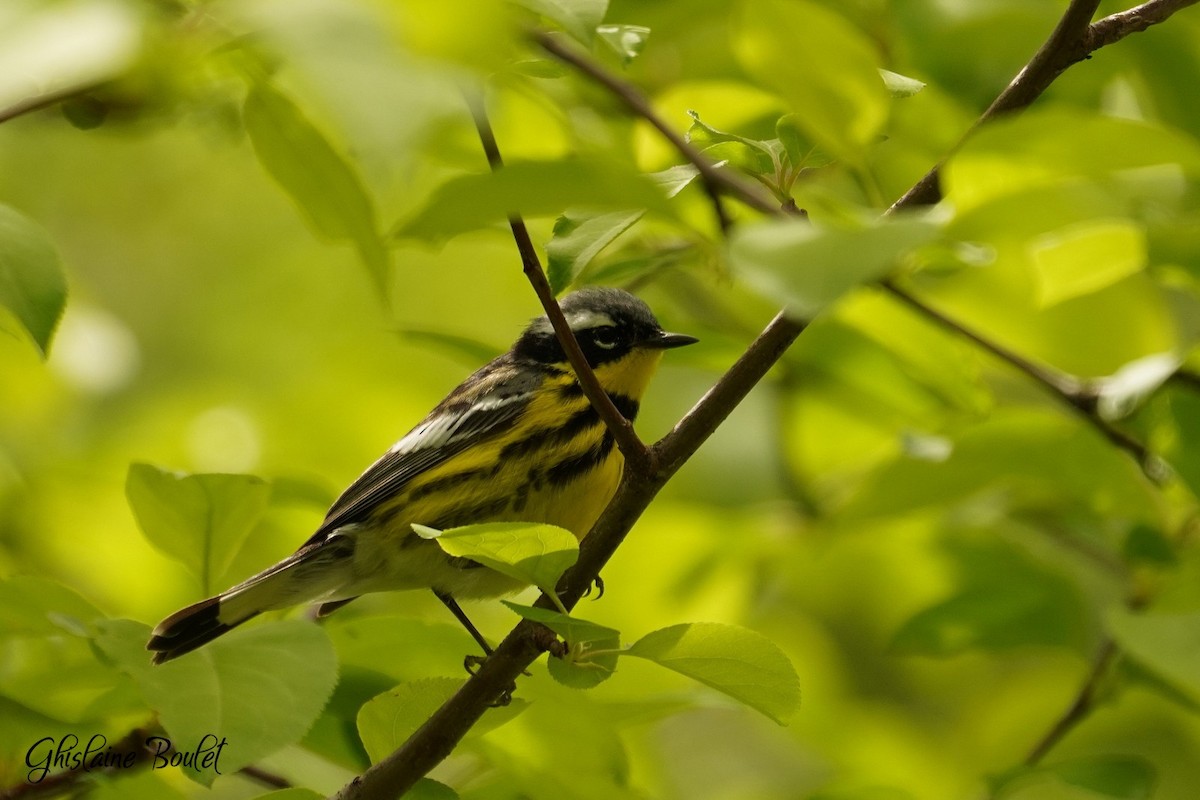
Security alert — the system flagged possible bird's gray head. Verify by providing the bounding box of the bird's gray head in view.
[514,287,696,367]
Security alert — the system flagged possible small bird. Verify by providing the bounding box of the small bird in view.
[147,287,696,663]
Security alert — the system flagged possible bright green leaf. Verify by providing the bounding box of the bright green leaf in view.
[547,210,644,294]
[0,204,67,356]
[357,677,461,763]
[648,163,702,198]
[1095,353,1180,421]
[945,110,1200,212]
[516,0,608,44]
[597,25,650,64]
[503,602,621,689]
[1108,608,1200,703]
[126,464,270,595]
[0,576,106,636]
[420,522,579,596]
[243,83,390,294]
[880,68,926,98]
[93,618,337,783]
[733,0,888,164]
[626,622,800,724]
[730,214,940,319]
[687,110,777,176]
[357,677,525,763]
[1030,219,1147,307]
[776,115,835,173]
[395,159,671,242]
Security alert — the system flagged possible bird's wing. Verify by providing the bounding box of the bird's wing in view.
[303,359,541,546]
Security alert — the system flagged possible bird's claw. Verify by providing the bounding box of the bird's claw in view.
[582,575,605,600]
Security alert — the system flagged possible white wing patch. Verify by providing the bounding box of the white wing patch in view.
[389,392,532,455]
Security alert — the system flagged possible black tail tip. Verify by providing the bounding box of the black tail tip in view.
[146,596,230,664]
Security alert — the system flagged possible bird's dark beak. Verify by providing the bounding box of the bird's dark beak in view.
[643,330,699,349]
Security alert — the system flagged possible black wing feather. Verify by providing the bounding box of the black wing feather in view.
[304,358,543,545]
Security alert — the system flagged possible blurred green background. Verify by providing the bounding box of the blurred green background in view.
[3,1,1200,799]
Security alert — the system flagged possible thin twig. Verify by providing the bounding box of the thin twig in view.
[533,30,779,219]
[239,764,292,789]
[0,83,102,127]
[880,280,1164,481]
[892,0,1198,209]
[465,91,651,469]
[1023,639,1118,766]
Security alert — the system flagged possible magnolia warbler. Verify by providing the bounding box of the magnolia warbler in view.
[148,287,696,663]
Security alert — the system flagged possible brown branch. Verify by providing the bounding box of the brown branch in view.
[892,0,1198,209]
[465,91,652,470]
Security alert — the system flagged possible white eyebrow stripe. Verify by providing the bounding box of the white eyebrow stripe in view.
[566,310,615,331]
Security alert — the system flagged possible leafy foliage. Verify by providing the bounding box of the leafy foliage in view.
[2,0,1200,798]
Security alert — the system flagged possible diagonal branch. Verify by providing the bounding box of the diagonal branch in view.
[893,0,1199,209]
[465,92,651,470]
[533,30,779,219]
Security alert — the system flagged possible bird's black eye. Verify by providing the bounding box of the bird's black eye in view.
[591,326,619,350]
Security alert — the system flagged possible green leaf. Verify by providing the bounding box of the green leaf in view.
[395,158,672,242]
[733,0,888,164]
[0,204,67,356]
[547,210,644,294]
[890,537,1087,656]
[648,163,702,198]
[597,25,650,64]
[516,0,608,44]
[419,522,579,597]
[730,214,940,319]
[243,83,390,295]
[993,756,1156,800]
[1094,353,1180,422]
[357,677,526,763]
[1107,608,1200,704]
[357,677,461,763]
[126,464,270,595]
[1123,525,1178,567]
[0,576,106,636]
[879,68,926,98]
[625,622,800,724]
[944,110,1200,212]
[92,618,338,783]
[687,110,777,176]
[393,327,501,366]
[503,602,621,689]
[1030,219,1147,307]
[775,115,835,173]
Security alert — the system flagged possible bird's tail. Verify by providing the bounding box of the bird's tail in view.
[147,539,351,664]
